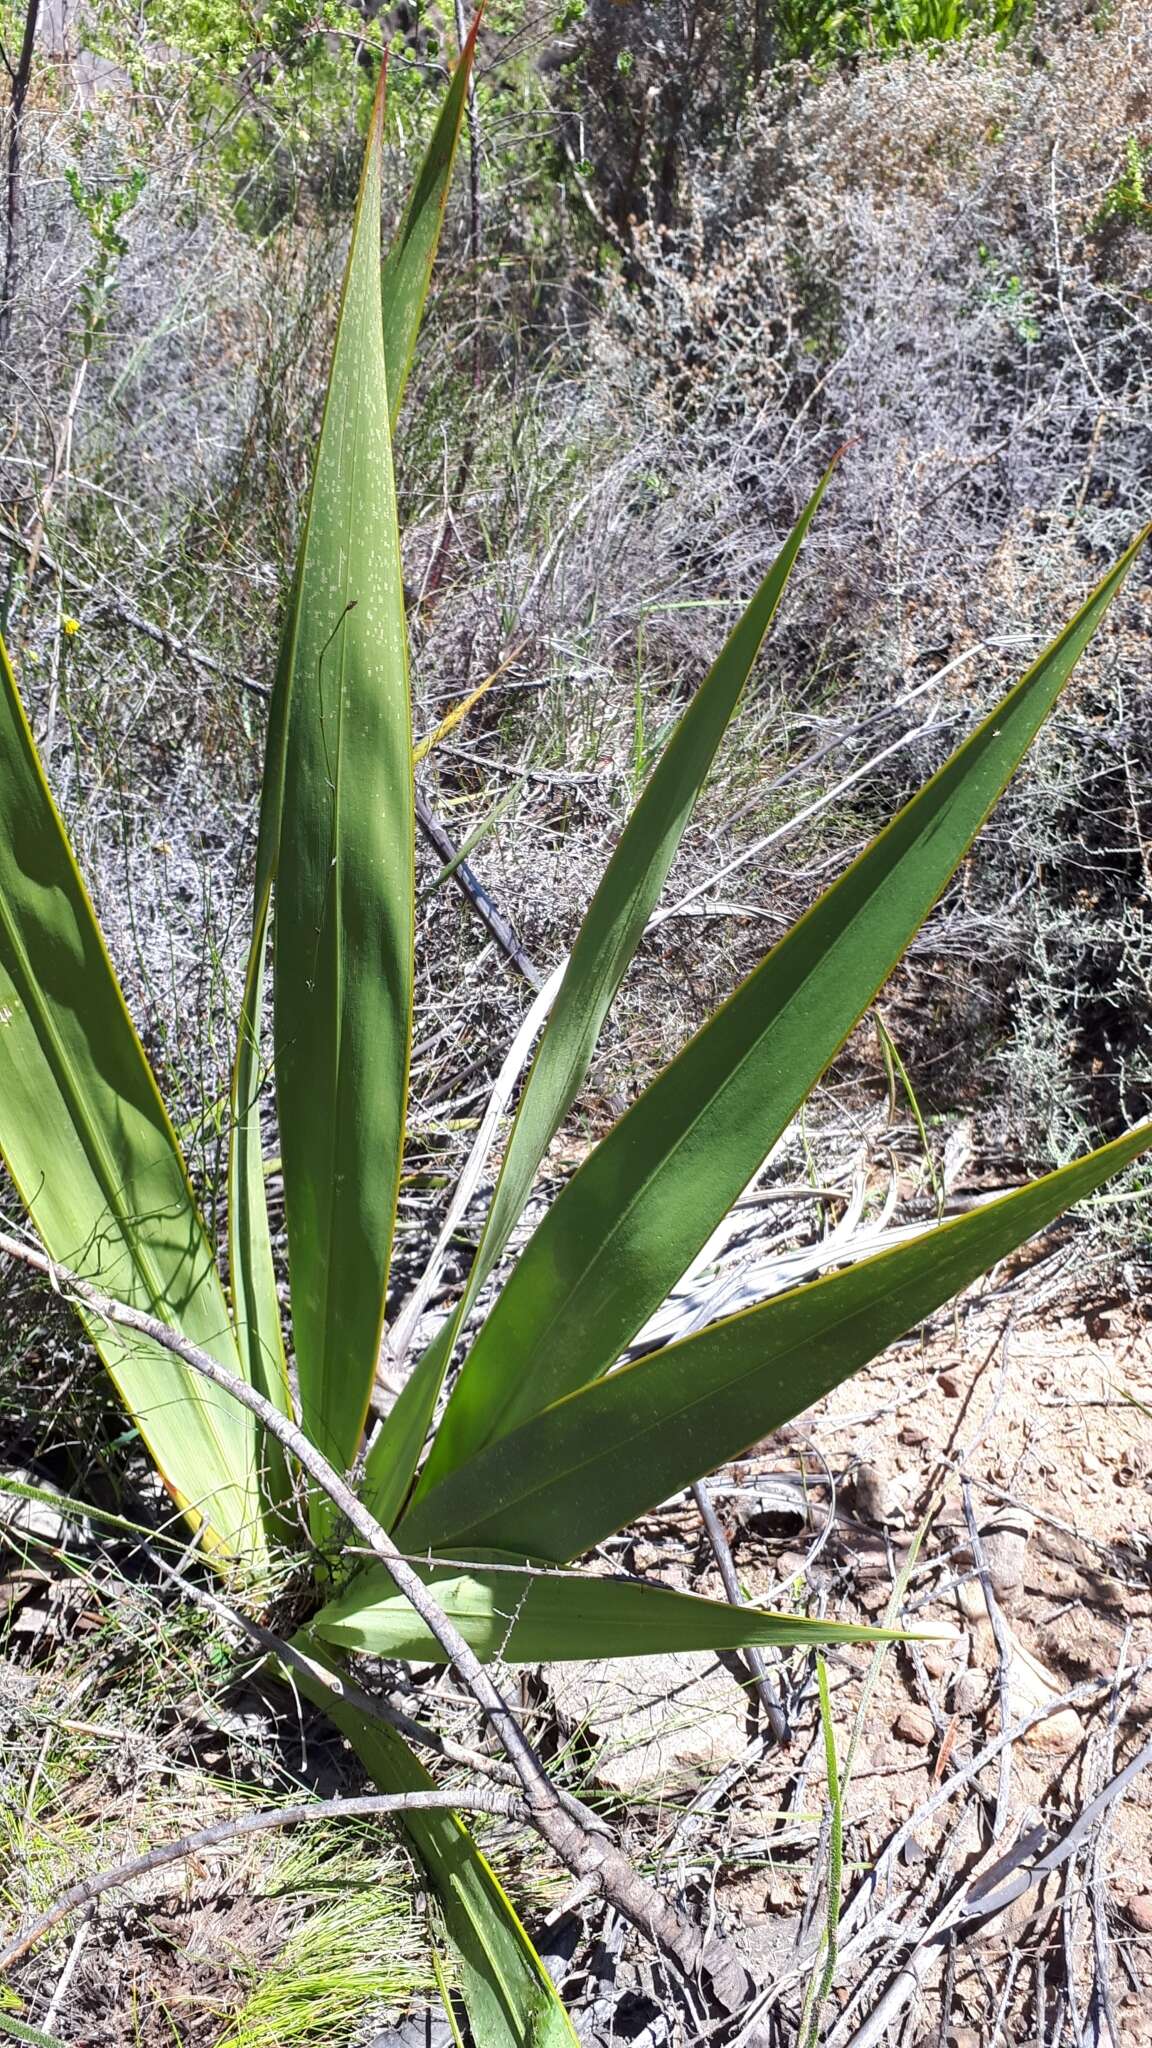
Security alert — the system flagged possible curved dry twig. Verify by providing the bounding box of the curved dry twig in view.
[0,1228,760,2018]
[0,1788,525,1973]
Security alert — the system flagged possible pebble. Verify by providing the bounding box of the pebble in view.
[854,1460,909,1527]
[894,1704,936,1747]
[0,1467,94,1550]
[977,1507,1034,1605]
[919,1640,953,1680]
[1125,1893,1152,1935]
[952,1667,990,1716]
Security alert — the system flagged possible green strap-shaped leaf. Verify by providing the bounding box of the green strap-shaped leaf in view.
[381,9,483,431]
[228,594,295,1496]
[313,1561,902,1664]
[290,1637,578,2048]
[0,638,263,1562]
[368,464,838,1523]
[228,22,479,1459]
[401,1120,1152,1561]
[272,76,415,1481]
[408,530,1148,1488]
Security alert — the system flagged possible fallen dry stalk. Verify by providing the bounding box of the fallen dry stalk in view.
[0,1229,760,2019]
[0,1789,526,1973]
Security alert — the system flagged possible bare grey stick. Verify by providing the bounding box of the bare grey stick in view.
[0,1228,760,2019]
[691,1479,789,1744]
[0,1788,524,1972]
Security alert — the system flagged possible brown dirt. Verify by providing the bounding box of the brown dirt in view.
[574,1268,1152,2039]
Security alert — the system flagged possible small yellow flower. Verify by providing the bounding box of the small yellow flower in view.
[62,615,80,636]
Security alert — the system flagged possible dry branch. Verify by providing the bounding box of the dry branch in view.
[0,1789,525,1972]
[0,1228,761,2020]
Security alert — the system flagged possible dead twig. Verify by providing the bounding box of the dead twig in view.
[0,1788,525,1972]
[0,1228,760,2019]
[692,1478,789,1745]
[0,0,40,356]
[831,1723,1152,2048]
[415,786,542,989]
[453,0,482,274]
[38,1910,91,2034]
[960,1476,1015,1837]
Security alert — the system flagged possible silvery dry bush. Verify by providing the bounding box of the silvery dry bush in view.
[1,26,1150,2046]
[581,0,1152,1184]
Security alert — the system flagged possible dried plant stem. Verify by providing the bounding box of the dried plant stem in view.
[453,0,482,272]
[0,1790,524,1973]
[691,1478,789,1744]
[0,0,40,355]
[0,1229,758,2018]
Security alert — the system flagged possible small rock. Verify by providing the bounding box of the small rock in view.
[977,1507,1034,1608]
[918,1627,964,1678]
[764,1872,800,1911]
[548,1652,750,1796]
[856,1582,891,1615]
[894,1704,936,1747]
[368,2016,455,2048]
[1125,1894,1152,1935]
[854,1461,909,1527]
[938,1371,962,1398]
[1007,1636,1083,1753]
[0,1467,93,1551]
[952,1667,990,1716]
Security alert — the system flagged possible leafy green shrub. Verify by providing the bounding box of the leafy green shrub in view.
[776,0,1030,62]
[85,0,375,230]
[582,4,1152,1191]
[64,164,146,356]
[1093,134,1152,233]
[0,29,1149,2046]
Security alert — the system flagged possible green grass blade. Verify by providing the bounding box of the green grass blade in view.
[798,1655,843,2048]
[400,1120,1152,1560]
[290,1637,578,2047]
[375,464,837,1515]
[431,1949,467,2048]
[381,9,482,431]
[412,531,1148,1479]
[0,637,263,1562]
[0,2014,72,2048]
[313,1563,902,1664]
[273,76,415,1479]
